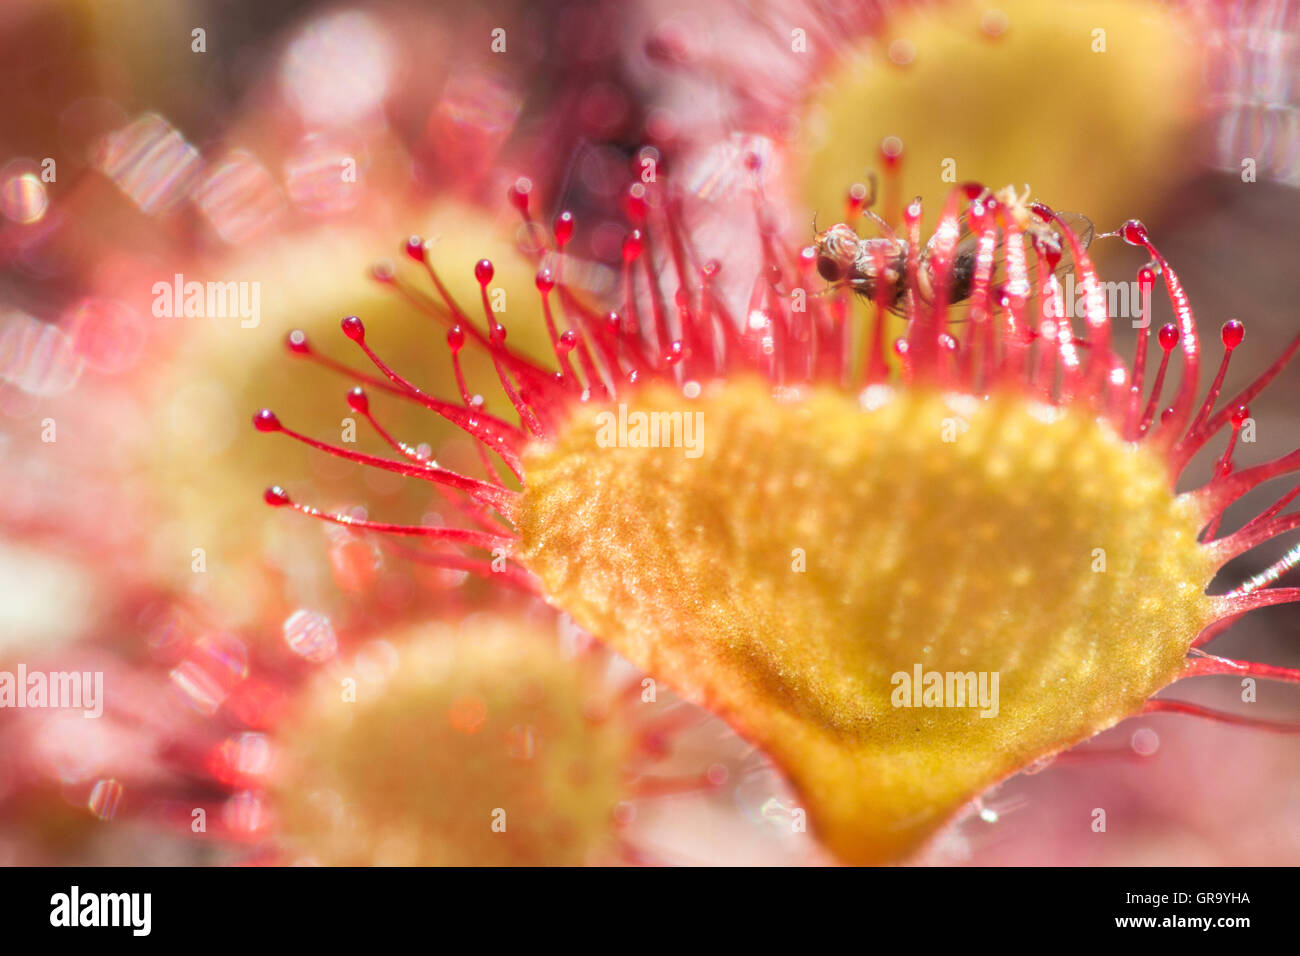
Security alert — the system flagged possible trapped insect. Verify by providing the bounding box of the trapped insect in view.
[811,183,1094,313]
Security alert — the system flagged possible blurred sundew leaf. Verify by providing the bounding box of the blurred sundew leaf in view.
[799,0,1203,235]
[134,202,556,626]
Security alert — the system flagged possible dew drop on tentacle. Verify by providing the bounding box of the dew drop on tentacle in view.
[845,182,869,221]
[623,183,648,224]
[554,211,574,250]
[508,176,532,216]
[253,409,282,433]
[1222,319,1244,350]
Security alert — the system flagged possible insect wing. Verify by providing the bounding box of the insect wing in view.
[1048,211,1095,280]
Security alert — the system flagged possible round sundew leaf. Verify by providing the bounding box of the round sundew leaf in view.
[517,379,1219,863]
[138,202,553,628]
[799,0,1202,236]
[273,619,631,866]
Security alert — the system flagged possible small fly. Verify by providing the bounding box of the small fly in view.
[811,183,1093,313]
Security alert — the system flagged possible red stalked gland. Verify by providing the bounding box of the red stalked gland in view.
[341,315,365,341]
[253,409,282,432]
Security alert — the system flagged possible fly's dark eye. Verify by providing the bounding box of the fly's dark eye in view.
[816,255,843,281]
